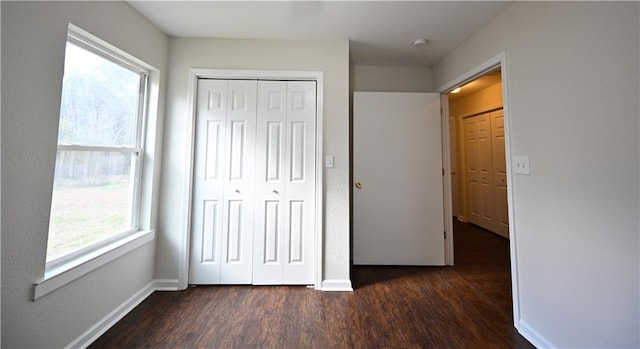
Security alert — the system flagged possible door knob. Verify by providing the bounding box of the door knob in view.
[272,189,279,194]
[235,189,240,193]
[355,180,362,189]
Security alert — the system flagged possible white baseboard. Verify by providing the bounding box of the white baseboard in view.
[321,279,353,291]
[68,277,353,348]
[65,280,156,349]
[518,319,555,349]
[154,278,180,291]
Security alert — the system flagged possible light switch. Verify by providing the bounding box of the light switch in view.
[325,155,334,168]
[513,155,530,175]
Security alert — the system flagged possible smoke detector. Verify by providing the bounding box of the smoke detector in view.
[413,38,429,47]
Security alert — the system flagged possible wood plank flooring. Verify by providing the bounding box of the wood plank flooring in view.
[90,221,534,348]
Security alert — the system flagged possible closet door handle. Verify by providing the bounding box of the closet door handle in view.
[235,189,240,194]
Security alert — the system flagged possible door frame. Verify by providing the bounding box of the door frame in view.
[178,69,325,290]
[438,52,522,328]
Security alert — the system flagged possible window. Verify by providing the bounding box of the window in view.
[46,33,148,267]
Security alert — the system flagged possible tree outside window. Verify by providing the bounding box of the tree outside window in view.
[47,40,147,262]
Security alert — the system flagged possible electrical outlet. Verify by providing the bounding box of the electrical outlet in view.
[513,155,530,175]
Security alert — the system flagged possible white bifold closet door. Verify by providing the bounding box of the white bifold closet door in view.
[252,81,316,285]
[464,109,508,238]
[190,79,257,284]
[189,79,316,285]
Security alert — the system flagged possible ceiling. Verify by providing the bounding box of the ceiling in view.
[128,1,512,67]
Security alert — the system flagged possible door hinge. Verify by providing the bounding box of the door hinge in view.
[444,231,447,239]
[442,168,445,176]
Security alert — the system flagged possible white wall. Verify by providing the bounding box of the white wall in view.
[1,2,168,347]
[157,38,351,286]
[433,2,639,348]
[353,65,432,92]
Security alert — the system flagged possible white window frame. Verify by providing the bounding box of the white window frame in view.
[33,24,157,300]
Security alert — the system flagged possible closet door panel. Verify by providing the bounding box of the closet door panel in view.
[465,117,481,225]
[284,81,316,284]
[465,113,494,232]
[492,110,509,237]
[220,80,257,284]
[253,81,287,284]
[477,113,494,228]
[189,79,227,284]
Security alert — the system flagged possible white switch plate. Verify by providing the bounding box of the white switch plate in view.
[325,155,334,168]
[513,155,530,175]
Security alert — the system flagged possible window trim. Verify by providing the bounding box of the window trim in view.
[67,31,147,76]
[34,230,155,301]
[34,23,158,300]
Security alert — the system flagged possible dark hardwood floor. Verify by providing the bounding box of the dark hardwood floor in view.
[90,220,534,349]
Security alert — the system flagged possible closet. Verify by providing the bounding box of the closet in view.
[464,109,509,238]
[189,79,316,285]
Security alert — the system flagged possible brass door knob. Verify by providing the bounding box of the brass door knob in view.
[355,180,362,189]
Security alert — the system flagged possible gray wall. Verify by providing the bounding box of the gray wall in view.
[157,38,351,285]
[433,2,639,347]
[1,2,168,347]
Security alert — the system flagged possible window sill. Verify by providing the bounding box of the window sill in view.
[33,230,155,301]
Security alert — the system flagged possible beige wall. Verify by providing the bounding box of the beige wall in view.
[434,2,639,347]
[157,38,351,286]
[449,82,502,118]
[1,2,168,347]
[353,65,432,92]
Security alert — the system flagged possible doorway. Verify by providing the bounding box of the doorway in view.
[439,54,520,326]
[448,67,507,238]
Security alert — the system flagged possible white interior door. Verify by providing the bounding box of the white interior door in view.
[189,79,257,284]
[190,78,316,285]
[189,79,227,284]
[282,81,316,284]
[465,114,493,228]
[221,80,257,283]
[477,113,494,229]
[253,81,316,285]
[464,110,509,237]
[491,110,509,237]
[449,115,459,218]
[252,81,287,284]
[353,92,445,265]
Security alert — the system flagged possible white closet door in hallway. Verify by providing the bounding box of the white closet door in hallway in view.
[465,113,493,230]
[491,110,509,237]
[189,79,316,285]
[464,109,508,238]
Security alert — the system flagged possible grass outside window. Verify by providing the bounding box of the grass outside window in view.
[46,37,147,263]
